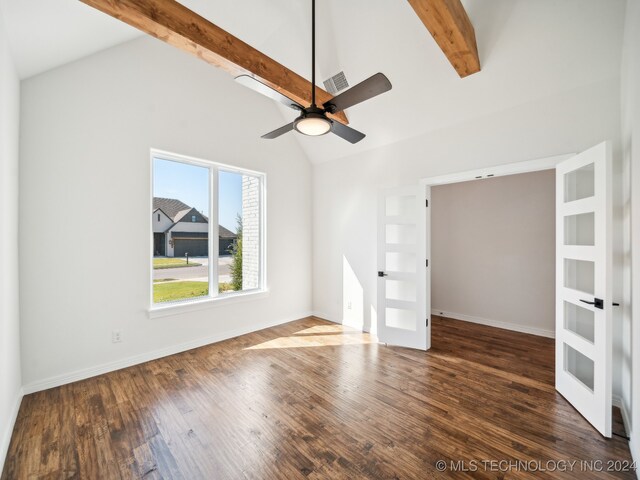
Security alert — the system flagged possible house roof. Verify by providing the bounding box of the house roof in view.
[153,207,172,221]
[153,197,192,222]
[218,225,236,239]
[154,197,237,238]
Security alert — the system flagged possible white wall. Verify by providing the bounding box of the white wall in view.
[19,37,313,390]
[431,170,555,337]
[621,0,640,468]
[0,4,22,473]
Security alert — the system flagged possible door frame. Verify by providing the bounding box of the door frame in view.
[419,153,574,189]
[418,152,573,330]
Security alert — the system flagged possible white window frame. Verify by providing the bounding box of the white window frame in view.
[149,149,267,318]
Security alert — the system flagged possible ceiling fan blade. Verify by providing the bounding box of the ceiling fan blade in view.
[331,122,366,144]
[323,73,392,114]
[236,75,304,111]
[262,122,295,139]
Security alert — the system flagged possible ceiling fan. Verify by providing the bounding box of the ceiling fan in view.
[235,0,392,144]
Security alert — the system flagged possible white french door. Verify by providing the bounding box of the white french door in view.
[555,141,613,437]
[377,185,430,350]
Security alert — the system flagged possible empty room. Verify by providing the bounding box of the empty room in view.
[1,0,639,479]
[430,170,556,341]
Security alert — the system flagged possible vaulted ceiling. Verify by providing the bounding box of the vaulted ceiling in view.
[0,0,627,163]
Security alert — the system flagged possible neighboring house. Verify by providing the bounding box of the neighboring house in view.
[153,197,237,257]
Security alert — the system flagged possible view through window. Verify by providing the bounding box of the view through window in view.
[152,153,264,305]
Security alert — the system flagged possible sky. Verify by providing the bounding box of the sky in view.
[153,158,242,231]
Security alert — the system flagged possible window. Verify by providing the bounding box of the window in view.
[151,150,265,307]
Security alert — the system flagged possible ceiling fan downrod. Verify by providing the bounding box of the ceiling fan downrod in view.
[293,0,333,136]
[236,0,393,143]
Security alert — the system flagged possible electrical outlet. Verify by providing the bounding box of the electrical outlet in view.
[112,330,122,343]
[347,301,352,310]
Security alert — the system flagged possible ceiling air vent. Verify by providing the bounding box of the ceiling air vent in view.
[323,71,349,96]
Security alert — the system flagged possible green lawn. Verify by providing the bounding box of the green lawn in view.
[154,281,209,303]
[153,258,202,269]
[153,281,238,303]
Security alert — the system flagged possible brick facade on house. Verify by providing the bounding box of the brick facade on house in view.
[241,176,260,290]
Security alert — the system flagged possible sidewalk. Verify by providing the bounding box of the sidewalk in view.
[153,256,233,284]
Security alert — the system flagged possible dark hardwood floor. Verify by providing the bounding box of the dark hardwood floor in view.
[2,316,635,479]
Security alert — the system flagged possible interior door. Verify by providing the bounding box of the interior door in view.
[377,185,430,350]
[555,141,612,437]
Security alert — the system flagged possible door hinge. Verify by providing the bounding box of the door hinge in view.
[426,318,429,327]
[425,199,429,207]
[425,259,429,267]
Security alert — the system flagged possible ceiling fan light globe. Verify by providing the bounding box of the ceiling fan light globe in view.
[294,116,332,136]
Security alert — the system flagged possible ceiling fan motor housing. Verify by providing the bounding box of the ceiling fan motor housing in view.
[294,106,332,136]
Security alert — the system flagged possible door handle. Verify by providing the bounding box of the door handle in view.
[579,298,620,309]
[378,271,387,277]
[580,298,603,309]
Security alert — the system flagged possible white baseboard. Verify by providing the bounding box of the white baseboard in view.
[313,309,554,338]
[22,312,313,395]
[0,387,24,475]
[432,309,555,338]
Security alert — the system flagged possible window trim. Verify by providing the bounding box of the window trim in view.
[149,148,267,315]
[148,290,270,319]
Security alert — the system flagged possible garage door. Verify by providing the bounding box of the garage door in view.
[174,239,208,257]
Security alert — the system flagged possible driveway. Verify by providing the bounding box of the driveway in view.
[154,256,233,283]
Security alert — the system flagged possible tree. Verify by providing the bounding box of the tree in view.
[230,214,243,291]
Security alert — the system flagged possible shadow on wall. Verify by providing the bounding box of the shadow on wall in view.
[342,255,378,336]
[465,0,516,67]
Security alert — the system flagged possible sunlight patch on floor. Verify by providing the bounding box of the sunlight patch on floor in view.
[244,328,374,350]
[293,324,352,335]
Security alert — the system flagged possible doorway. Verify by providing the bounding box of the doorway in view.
[430,169,556,338]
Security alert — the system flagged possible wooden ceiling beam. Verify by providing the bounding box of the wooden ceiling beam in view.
[79,0,349,124]
[407,0,480,78]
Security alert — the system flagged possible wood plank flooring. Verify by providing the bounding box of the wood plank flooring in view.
[2,316,635,479]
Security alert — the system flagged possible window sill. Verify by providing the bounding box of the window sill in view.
[148,289,269,319]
